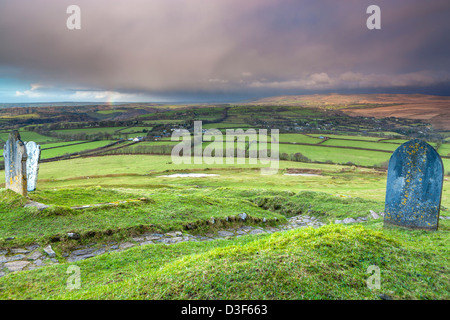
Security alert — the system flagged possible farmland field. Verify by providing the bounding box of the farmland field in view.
[53,127,127,136]
[320,139,399,152]
[40,140,117,159]
[0,130,60,143]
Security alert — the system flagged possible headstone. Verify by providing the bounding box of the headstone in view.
[384,139,443,230]
[25,141,41,192]
[3,130,28,196]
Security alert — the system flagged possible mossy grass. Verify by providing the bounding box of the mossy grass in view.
[1,222,448,300]
[0,187,286,248]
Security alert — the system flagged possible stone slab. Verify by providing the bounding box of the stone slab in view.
[4,130,28,196]
[384,139,443,230]
[25,141,41,192]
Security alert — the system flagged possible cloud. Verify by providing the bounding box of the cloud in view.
[250,73,334,90]
[15,90,44,98]
[0,0,449,100]
[70,90,142,101]
[248,71,442,91]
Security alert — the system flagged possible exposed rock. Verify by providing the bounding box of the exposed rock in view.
[4,261,30,272]
[343,218,357,224]
[370,210,380,219]
[166,231,182,237]
[1,254,26,263]
[67,232,80,240]
[248,229,265,235]
[43,245,56,258]
[27,251,43,261]
[67,254,94,262]
[11,248,31,254]
[26,244,40,251]
[217,231,234,237]
[71,248,95,256]
[145,235,162,241]
[119,242,135,250]
[92,248,107,256]
[238,212,247,221]
[140,240,156,246]
[34,259,45,266]
[24,201,49,211]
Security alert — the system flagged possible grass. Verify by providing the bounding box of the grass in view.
[202,123,254,129]
[53,127,126,135]
[278,134,322,144]
[0,131,60,144]
[2,153,449,205]
[278,144,391,166]
[0,222,448,299]
[308,134,384,141]
[438,143,450,157]
[96,110,128,115]
[0,187,285,248]
[321,139,399,152]
[117,127,153,133]
[40,140,116,159]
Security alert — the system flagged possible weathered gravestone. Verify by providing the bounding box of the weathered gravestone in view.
[384,139,443,230]
[4,130,28,196]
[25,141,41,192]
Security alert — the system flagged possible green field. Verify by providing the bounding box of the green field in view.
[202,123,254,129]
[308,134,385,142]
[321,139,399,152]
[278,134,322,144]
[117,127,153,133]
[438,143,450,157]
[53,127,126,136]
[40,140,117,159]
[96,109,128,115]
[0,130,60,144]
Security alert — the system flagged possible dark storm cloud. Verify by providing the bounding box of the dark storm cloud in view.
[0,0,449,100]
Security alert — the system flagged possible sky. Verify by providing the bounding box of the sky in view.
[0,0,449,103]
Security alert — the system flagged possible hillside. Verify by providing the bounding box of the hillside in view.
[249,94,450,130]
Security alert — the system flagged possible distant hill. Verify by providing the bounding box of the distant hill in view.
[248,94,450,130]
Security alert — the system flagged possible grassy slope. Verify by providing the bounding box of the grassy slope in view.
[0,187,285,247]
[0,145,449,300]
[3,154,448,206]
[1,222,448,300]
